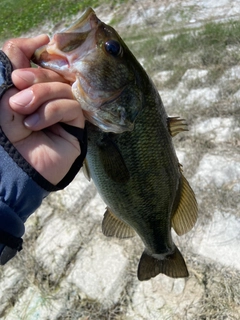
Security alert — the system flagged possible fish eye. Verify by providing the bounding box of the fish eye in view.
[105,40,122,57]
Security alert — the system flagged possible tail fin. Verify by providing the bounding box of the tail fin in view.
[137,246,189,281]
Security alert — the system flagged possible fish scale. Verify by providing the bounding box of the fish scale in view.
[32,7,198,281]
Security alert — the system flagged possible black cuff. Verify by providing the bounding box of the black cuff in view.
[56,123,88,189]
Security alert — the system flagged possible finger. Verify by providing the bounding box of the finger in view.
[12,68,68,90]
[2,35,50,69]
[0,88,32,143]
[24,98,85,130]
[9,82,75,114]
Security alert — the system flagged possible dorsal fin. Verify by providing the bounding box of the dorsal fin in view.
[167,117,188,137]
[102,207,135,239]
[82,159,91,181]
[137,246,189,281]
[172,170,198,236]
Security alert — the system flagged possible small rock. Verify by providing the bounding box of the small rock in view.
[182,68,208,83]
[127,276,202,320]
[152,70,174,84]
[221,65,240,81]
[184,87,219,108]
[191,210,240,270]
[192,153,240,190]
[35,216,81,280]
[67,236,129,307]
[193,117,237,143]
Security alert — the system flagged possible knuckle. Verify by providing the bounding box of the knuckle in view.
[32,82,51,97]
[48,100,60,112]
[33,69,50,83]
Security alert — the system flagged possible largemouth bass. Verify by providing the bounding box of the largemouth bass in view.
[33,8,198,281]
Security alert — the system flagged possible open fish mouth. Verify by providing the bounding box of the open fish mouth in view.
[32,8,99,82]
[32,7,119,109]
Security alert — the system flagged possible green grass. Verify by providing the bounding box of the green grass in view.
[124,20,240,88]
[0,0,127,41]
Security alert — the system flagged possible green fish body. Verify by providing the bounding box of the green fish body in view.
[33,8,198,280]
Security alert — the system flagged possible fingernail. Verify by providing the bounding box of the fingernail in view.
[13,70,35,84]
[10,89,34,107]
[24,113,40,127]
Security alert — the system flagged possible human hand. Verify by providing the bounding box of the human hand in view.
[0,35,85,185]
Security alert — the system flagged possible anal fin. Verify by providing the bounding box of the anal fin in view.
[172,170,198,236]
[137,246,189,281]
[102,207,135,239]
[167,117,188,137]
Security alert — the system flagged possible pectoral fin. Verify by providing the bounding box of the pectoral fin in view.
[138,246,189,281]
[172,170,198,236]
[102,207,135,239]
[82,159,91,181]
[167,117,188,137]
[97,136,130,183]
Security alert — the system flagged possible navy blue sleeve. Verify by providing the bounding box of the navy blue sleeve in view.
[0,144,49,262]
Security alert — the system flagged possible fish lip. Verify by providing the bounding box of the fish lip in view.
[74,7,95,29]
[66,7,99,32]
[32,49,67,67]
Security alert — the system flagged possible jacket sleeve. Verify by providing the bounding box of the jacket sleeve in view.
[0,144,49,264]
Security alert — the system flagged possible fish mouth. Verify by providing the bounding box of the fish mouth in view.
[32,7,100,81]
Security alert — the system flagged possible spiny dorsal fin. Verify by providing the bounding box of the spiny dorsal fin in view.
[82,159,91,181]
[97,136,130,183]
[137,246,189,281]
[167,117,188,137]
[172,170,198,236]
[102,207,135,239]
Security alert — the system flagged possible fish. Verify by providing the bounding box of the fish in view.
[32,7,198,281]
